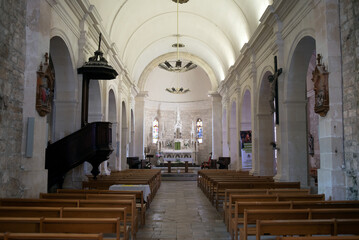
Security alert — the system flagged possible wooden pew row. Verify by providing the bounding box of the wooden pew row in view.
[237,208,359,240]
[207,177,275,201]
[229,200,359,239]
[226,193,325,229]
[223,188,310,223]
[256,219,359,240]
[0,233,104,240]
[210,181,301,207]
[0,217,128,240]
[0,199,137,240]
[226,194,325,235]
[40,192,146,226]
[0,207,130,239]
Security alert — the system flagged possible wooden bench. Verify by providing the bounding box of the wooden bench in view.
[1,233,103,240]
[0,217,129,240]
[237,208,359,240]
[78,199,137,240]
[227,194,325,234]
[256,218,359,240]
[40,192,145,226]
[56,189,147,225]
[0,199,79,207]
[0,207,62,218]
[223,189,310,224]
[211,181,300,207]
[61,207,129,240]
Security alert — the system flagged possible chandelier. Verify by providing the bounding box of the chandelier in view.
[164,0,193,94]
[159,0,197,73]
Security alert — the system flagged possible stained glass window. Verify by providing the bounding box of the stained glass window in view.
[196,118,203,143]
[153,119,159,143]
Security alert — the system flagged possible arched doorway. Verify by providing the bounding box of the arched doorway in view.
[222,108,229,157]
[121,101,128,170]
[278,36,316,187]
[240,90,252,170]
[257,71,275,176]
[49,36,77,141]
[49,36,78,188]
[230,101,239,169]
[107,89,117,173]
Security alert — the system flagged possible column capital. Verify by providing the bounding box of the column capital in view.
[135,91,148,101]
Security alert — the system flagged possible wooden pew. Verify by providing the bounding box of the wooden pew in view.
[2,233,103,240]
[223,189,310,224]
[227,194,325,234]
[0,217,41,233]
[78,199,137,240]
[229,200,359,238]
[42,217,127,240]
[237,208,359,240]
[56,189,146,224]
[0,199,79,207]
[256,219,359,240]
[61,207,129,240]
[0,217,128,240]
[0,207,62,218]
[211,181,300,206]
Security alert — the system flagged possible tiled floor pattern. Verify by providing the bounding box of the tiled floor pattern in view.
[136,181,231,240]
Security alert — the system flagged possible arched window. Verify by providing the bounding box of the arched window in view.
[152,119,159,143]
[196,118,203,143]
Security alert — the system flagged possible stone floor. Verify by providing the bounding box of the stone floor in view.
[136,181,231,240]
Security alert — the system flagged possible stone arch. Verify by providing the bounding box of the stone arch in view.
[49,36,79,189]
[137,52,219,91]
[107,89,118,172]
[278,35,316,187]
[49,36,77,140]
[240,88,252,170]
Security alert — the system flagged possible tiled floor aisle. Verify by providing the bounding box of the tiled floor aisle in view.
[136,181,231,240]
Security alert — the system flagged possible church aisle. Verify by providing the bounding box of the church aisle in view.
[136,181,230,240]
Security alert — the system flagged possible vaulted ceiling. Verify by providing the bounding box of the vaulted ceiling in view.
[89,0,272,88]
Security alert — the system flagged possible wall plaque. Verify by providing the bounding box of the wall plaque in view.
[36,53,54,117]
[312,54,329,117]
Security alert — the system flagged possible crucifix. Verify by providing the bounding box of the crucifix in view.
[268,56,282,125]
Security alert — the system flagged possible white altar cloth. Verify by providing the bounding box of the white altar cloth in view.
[109,184,151,201]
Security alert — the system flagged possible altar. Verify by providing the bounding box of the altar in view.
[162,149,194,163]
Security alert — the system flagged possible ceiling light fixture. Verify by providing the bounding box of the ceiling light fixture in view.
[164,0,192,94]
[159,0,197,73]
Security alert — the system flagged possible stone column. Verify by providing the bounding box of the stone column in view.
[134,92,148,160]
[315,0,345,200]
[20,0,51,197]
[209,92,222,160]
[255,113,275,176]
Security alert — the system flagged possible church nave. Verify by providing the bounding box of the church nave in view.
[137,181,230,240]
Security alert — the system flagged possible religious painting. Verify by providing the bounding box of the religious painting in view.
[36,53,55,117]
[312,54,329,117]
